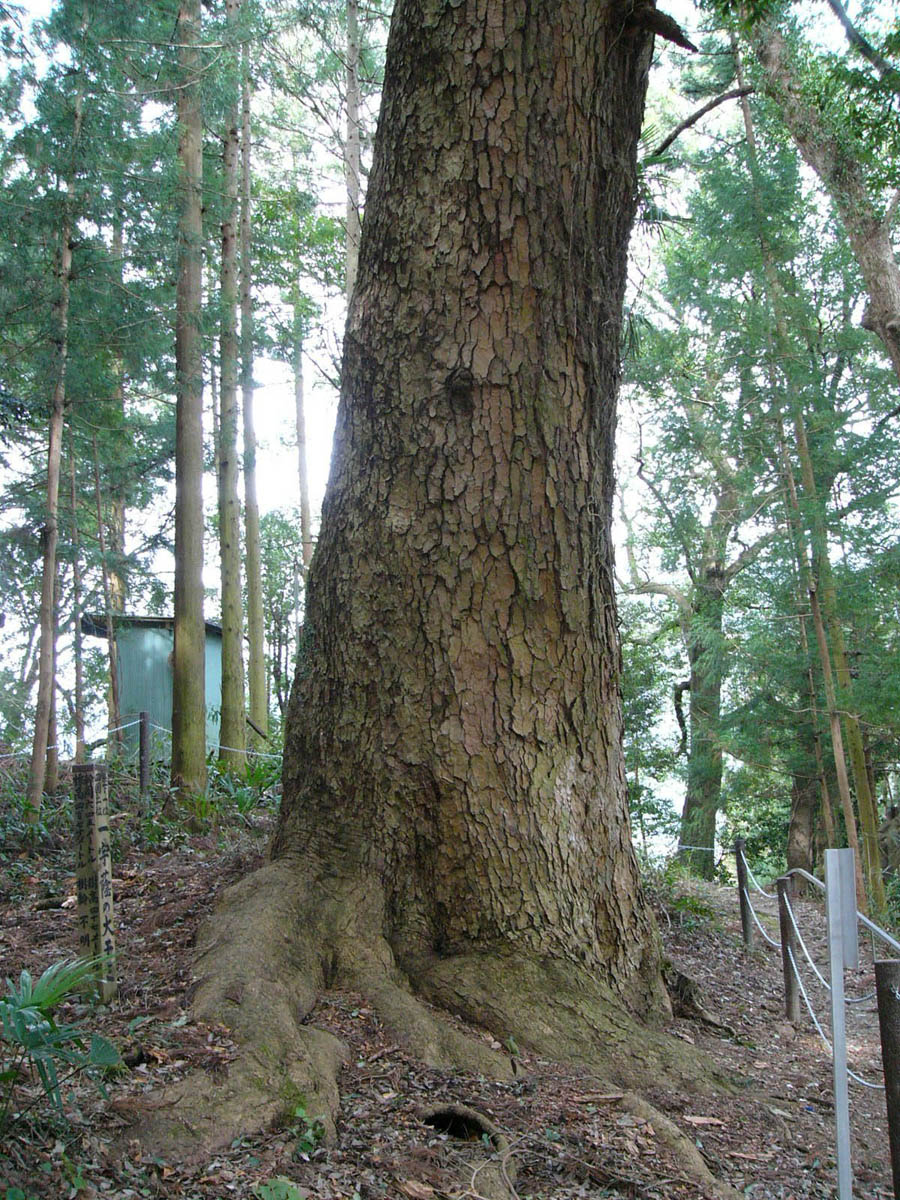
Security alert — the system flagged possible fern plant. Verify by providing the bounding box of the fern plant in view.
[0,958,121,1133]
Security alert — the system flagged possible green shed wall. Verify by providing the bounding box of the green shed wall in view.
[114,625,222,758]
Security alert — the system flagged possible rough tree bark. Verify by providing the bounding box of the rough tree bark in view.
[275,0,663,1016]
[135,0,712,1164]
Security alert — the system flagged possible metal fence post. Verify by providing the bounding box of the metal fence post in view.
[776,876,800,1022]
[825,848,853,1200]
[875,960,900,1200]
[735,838,753,948]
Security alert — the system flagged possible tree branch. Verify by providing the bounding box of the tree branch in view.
[823,0,900,90]
[651,87,754,158]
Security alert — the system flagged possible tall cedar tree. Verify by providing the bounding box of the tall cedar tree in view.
[171,0,207,800]
[217,0,247,770]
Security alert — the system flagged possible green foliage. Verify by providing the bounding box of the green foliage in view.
[623,47,900,878]
[172,754,283,832]
[253,1179,309,1200]
[641,855,719,929]
[285,1100,326,1159]
[0,958,121,1135]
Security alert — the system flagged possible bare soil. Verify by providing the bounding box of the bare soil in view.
[0,809,893,1199]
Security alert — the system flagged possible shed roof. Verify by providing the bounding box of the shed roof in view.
[81,614,223,639]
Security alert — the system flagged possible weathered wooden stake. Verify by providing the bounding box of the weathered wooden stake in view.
[776,876,800,1022]
[735,838,753,948]
[73,763,117,1002]
[139,710,150,799]
[875,959,900,1200]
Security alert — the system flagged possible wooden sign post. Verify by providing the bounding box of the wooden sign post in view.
[73,763,117,1002]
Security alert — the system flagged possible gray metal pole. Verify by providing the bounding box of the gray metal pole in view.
[776,876,800,1022]
[875,960,900,1200]
[825,849,853,1200]
[735,838,753,948]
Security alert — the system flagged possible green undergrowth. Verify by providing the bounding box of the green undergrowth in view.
[640,856,721,931]
[0,750,281,875]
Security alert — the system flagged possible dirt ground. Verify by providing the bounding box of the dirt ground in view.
[0,806,894,1200]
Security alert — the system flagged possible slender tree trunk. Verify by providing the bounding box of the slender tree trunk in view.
[813,551,885,908]
[345,0,361,302]
[93,434,123,753]
[796,601,836,850]
[171,0,208,800]
[292,316,313,570]
[107,218,127,617]
[45,569,59,796]
[241,41,266,746]
[776,425,867,908]
[678,571,725,879]
[69,448,85,763]
[217,0,246,771]
[27,174,78,819]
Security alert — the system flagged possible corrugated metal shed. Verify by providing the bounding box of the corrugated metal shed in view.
[82,615,223,758]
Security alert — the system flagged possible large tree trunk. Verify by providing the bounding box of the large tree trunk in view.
[678,569,725,879]
[135,0,698,1164]
[275,0,660,998]
[787,769,817,893]
[171,0,207,800]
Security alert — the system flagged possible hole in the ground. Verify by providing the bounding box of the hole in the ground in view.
[421,1105,499,1146]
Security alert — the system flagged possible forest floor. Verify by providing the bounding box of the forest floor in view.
[0,799,893,1200]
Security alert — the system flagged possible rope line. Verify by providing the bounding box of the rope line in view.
[149,722,281,760]
[788,946,834,1054]
[786,948,885,1092]
[106,719,141,734]
[743,886,781,948]
[738,846,777,898]
[783,894,831,991]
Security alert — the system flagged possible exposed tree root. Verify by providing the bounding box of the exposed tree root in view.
[663,960,737,1037]
[621,1094,741,1200]
[123,858,738,1200]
